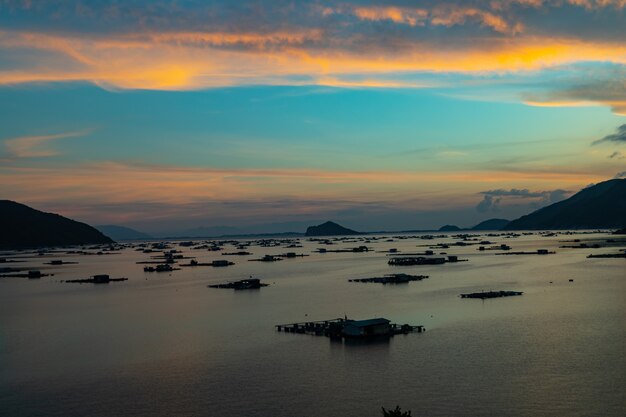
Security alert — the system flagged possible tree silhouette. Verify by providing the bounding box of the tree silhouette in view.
[381,406,412,416]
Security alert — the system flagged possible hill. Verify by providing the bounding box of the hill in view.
[471,218,510,231]
[0,200,114,250]
[438,224,461,232]
[95,225,152,241]
[305,221,361,236]
[504,179,626,230]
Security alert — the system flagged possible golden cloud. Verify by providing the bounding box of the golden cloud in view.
[1,29,625,91]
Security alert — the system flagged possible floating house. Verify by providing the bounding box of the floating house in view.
[276,317,424,339]
[342,318,391,338]
[28,270,42,279]
[211,259,235,267]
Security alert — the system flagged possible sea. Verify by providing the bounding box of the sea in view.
[1,232,624,417]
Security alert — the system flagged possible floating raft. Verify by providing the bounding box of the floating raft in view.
[276,317,424,339]
[64,274,128,284]
[143,264,181,272]
[388,255,466,266]
[180,259,235,267]
[349,273,428,284]
[460,290,523,299]
[0,270,52,279]
[496,249,554,255]
[45,260,79,265]
[248,255,283,262]
[208,278,268,290]
[587,253,626,258]
[276,252,309,258]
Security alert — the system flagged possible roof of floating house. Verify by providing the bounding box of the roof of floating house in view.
[345,318,390,327]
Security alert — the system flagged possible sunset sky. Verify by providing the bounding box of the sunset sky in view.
[1,0,625,234]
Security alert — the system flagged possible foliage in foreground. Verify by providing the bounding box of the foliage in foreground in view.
[381,406,412,416]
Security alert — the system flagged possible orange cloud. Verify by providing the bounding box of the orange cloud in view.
[0,161,612,224]
[1,30,625,91]
[0,161,607,203]
[525,100,626,115]
[2,130,90,158]
[344,5,519,34]
[499,0,626,8]
[352,6,428,26]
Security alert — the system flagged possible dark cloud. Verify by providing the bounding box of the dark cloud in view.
[480,188,544,197]
[615,171,626,179]
[594,124,626,145]
[1,0,625,47]
[476,188,570,212]
[476,195,500,212]
[609,151,625,159]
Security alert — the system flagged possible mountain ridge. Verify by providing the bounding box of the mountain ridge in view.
[0,200,114,250]
[504,179,626,230]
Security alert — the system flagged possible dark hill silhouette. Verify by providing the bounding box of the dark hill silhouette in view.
[614,227,626,235]
[0,200,114,249]
[504,179,626,230]
[305,221,361,236]
[438,224,461,232]
[95,225,151,241]
[471,218,510,231]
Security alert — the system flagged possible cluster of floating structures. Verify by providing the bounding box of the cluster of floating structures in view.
[349,273,429,284]
[388,255,466,266]
[276,317,424,339]
[5,230,625,344]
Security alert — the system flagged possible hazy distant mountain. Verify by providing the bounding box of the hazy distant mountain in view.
[95,225,152,241]
[438,224,461,232]
[305,221,361,236]
[471,218,510,231]
[613,228,626,235]
[504,179,626,230]
[0,200,114,249]
[169,226,243,238]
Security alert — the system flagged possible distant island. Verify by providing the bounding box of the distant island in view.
[438,224,461,232]
[505,179,626,230]
[95,225,152,241]
[0,200,114,250]
[305,221,362,236]
[436,219,510,232]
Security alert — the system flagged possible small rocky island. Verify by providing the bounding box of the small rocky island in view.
[305,221,362,237]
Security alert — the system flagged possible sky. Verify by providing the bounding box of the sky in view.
[0,0,625,234]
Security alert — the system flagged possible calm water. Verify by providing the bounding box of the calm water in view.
[1,232,624,417]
